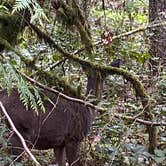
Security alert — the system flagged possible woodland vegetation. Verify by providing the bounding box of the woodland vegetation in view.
[0,0,166,166]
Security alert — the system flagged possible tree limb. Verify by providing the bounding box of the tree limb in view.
[114,113,166,126]
[112,21,166,40]
[19,71,166,127]
[0,37,80,98]
[73,21,166,54]
[0,34,157,153]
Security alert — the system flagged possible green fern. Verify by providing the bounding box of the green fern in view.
[12,0,36,12]
[12,0,47,24]
[0,62,45,113]
[0,63,13,92]
[33,87,46,113]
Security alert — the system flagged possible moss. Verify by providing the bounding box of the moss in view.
[38,70,81,98]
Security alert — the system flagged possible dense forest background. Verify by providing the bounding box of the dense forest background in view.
[0,0,165,166]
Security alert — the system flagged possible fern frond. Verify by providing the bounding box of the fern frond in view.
[12,0,35,12]
[33,87,46,113]
[12,0,47,24]
[0,62,45,113]
[0,63,15,92]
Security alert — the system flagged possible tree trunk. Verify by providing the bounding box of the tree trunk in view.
[149,0,166,75]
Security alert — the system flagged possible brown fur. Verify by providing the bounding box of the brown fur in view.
[0,89,95,166]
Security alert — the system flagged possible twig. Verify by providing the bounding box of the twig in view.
[49,58,67,70]
[0,102,41,166]
[114,113,166,126]
[42,94,60,125]
[73,21,166,54]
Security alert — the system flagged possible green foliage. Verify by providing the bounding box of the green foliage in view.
[0,62,45,113]
[155,75,166,117]
[0,14,22,46]
[12,0,47,24]
[157,75,166,99]
[0,4,9,14]
[91,0,150,64]
[12,0,38,12]
[0,0,165,165]
[154,149,166,165]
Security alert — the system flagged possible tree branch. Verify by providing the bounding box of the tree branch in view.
[0,37,80,98]
[112,21,166,40]
[0,33,157,153]
[73,21,166,54]
[18,70,95,108]
[114,113,166,126]
[0,102,41,166]
[19,71,166,127]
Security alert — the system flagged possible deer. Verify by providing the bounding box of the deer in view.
[0,59,120,166]
[0,87,96,166]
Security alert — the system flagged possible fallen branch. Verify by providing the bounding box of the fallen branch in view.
[0,102,41,166]
[114,113,166,126]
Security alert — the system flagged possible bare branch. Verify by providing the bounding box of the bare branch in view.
[112,21,166,40]
[19,71,166,127]
[18,70,96,109]
[0,102,41,166]
[114,113,166,126]
[74,21,166,54]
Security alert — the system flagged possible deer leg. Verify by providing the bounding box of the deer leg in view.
[65,141,80,166]
[8,131,32,163]
[8,133,25,162]
[54,146,66,166]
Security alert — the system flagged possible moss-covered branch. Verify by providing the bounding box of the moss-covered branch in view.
[0,35,157,153]
[20,26,152,105]
[0,3,158,152]
[27,26,157,153]
[0,36,80,98]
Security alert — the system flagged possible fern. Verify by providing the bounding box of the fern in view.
[12,0,36,12]
[0,62,45,113]
[33,87,46,113]
[12,0,47,24]
[0,63,13,92]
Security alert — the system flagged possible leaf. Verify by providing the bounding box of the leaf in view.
[12,0,33,13]
[53,54,61,61]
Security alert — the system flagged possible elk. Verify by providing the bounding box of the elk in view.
[0,88,95,166]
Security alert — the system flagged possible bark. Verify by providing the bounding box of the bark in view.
[149,0,166,75]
